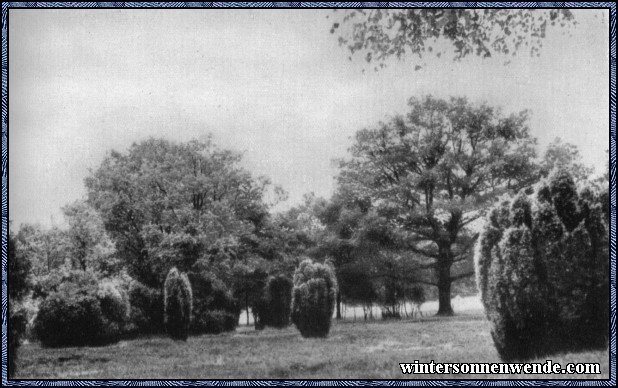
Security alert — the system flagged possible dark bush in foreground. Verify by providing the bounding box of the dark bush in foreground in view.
[128,281,164,335]
[163,267,193,341]
[33,273,130,347]
[475,170,609,361]
[189,271,240,334]
[291,259,338,338]
[253,275,293,329]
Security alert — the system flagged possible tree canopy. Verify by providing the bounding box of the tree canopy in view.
[84,137,274,287]
[336,95,539,315]
[14,201,117,278]
[541,137,595,182]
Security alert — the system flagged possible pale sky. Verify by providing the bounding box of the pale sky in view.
[8,8,609,228]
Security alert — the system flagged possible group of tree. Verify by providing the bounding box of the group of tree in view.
[9,138,314,352]
[326,96,539,315]
[8,105,603,354]
[7,8,608,366]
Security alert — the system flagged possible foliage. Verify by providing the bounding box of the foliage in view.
[475,170,609,361]
[541,137,594,182]
[408,285,426,306]
[195,310,239,334]
[337,95,539,315]
[128,281,164,335]
[32,267,102,300]
[14,224,70,277]
[8,232,32,378]
[266,275,293,328]
[291,259,338,338]
[337,263,377,310]
[314,194,434,320]
[33,271,129,347]
[85,138,273,288]
[252,295,269,330]
[331,9,576,70]
[163,267,193,341]
[9,232,32,300]
[254,275,293,329]
[98,279,131,326]
[271,193,329,262]
[229,260,269,328]
[62,200,119,274]
[14,202,118,280]
[188,269,240,334]
[378,280,404,320]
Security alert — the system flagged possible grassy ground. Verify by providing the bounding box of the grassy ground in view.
[15,311,610,380]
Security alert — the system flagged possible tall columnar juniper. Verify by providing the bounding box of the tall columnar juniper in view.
[475,170,609,361]
[291,259,338,338]
[164,267,193,341]
[254,275,293,329]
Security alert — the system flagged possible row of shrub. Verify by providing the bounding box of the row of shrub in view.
[163,263,337,340]
[31,257,341,347]
[252,259,339,338]
[32,267,241,347]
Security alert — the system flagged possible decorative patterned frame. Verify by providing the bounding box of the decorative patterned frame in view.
[0,2,615,386]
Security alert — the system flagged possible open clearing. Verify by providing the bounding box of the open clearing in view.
[16,309,609,380]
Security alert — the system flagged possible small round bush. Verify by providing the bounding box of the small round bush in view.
[33,271,130,347]
[475,170,609,361]
[291,259,338,338]
[164,267,193,341]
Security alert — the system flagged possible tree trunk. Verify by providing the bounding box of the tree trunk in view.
[436,246,454,316]
[336,291,342,319]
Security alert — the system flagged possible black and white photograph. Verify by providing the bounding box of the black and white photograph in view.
[3,3,614,382]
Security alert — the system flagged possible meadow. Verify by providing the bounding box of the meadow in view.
[16,301,609,380]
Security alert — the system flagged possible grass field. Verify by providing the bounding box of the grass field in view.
[15,309,610,380]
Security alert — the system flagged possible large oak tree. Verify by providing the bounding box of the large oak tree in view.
[337,96,539,315]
